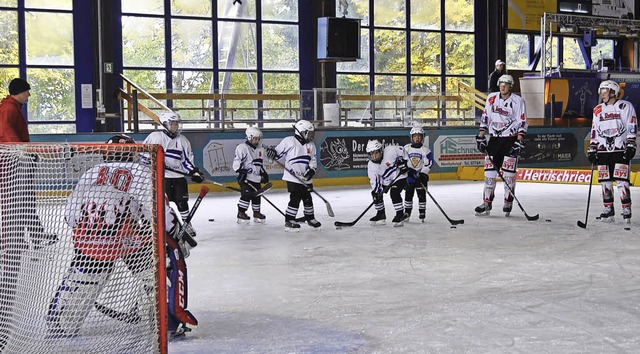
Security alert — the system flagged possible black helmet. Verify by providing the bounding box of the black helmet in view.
[105,134,136,162]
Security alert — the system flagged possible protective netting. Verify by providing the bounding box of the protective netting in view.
[0,143,164,354]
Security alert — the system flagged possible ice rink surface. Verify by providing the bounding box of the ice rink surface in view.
[170,181,640,353]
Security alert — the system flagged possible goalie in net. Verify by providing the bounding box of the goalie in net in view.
[46,135,197,345]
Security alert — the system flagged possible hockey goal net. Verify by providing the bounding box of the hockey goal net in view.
[0,143,166,354]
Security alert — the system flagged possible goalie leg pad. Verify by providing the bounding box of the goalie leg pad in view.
[47,255,111,336]
[166,237,198,328]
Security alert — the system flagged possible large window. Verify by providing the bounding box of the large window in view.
[121,0,300,111]
[0,0,75,134]
[337,0,474,95]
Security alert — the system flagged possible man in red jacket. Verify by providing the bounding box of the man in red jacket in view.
[0,78,31,142]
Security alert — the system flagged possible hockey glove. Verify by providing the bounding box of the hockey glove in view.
[419,173,429,186]
[265,147,277,160]
[406,170,418,184]
[624,141,637,162]
[395,159,409,175]
[475,135,487,153]
[303,167,316,181]
[371,189,383,199]
[509,140,525,157]
[236,169,248,184]
[260,169,269,184]
[189,169,205,183]
[587,144,598,164]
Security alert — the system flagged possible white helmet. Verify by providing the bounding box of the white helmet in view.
[245,126,263,141]
[497,74,514,86]
[599,80,619,96]
[366,139,383,153]
[294,120,315,142]
[410,125,424,136]
[159,111,182,138]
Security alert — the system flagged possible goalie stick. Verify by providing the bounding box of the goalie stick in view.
[165,166,272,197]
[487,154,539,221]
[577,164,596,229]
[270,159,335,217]
[94,302,142,325]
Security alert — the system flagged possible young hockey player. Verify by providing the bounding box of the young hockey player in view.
[403,125,433,222]
[588,79,637,223]
[366,139,408,227]
[46,135,198,340]
[475,74,528,216]
[266,120,319,231]
[143,111,204,231]
[233,127,269,224]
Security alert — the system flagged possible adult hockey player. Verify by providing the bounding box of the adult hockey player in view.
[588,80,637,222]
[143,111,204,231]
[46,135,198,339]
[233,127,268,223]
[266,120,319,231]
[403,125,433,222]
[475,74,528,216]
[366,140,408,226]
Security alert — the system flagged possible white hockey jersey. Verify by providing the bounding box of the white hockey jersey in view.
[232,141,266,183]
[65,161,152,261]
[590,99,638,152]
[143,131,196,178]
[403,143,433,175]
[273,136,317,185]
[368,145,406,194]
[480,92,528,138]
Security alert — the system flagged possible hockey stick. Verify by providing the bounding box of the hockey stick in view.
[165,166,272,196]
[246,182,286,218]
[487,154,539,221]
[270,159,334,217]
[420,182,465,226]
[175,185,209,247]
[333,172,405,228]
[94,302,142,325]
[334,201,375,228]
[577,164,596,229]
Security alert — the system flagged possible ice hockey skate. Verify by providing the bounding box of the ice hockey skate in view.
[597,206,615,222]
[169,324,192,340]
[419,209,426,223]
[403,208,412,222]
[285,219,301,232]
[392,211,405,227]
[369,210,386,226]
[622,205,632,224]
[503,202,513,217]
[237,211,250,224]
[475,202,492,216]
[253,211,266,224]
[306,218,321,228]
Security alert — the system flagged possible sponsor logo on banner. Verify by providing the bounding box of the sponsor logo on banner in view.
[202,139,284,177]
[516,168,592,184]
[433,135,484,167]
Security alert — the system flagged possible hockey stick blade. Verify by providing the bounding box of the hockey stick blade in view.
[526,214,540,221]
[334,221,356,228]
[94,302,142,324]
[577,220,588,229]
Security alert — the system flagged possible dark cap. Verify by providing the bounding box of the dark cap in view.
[8,78,31,95]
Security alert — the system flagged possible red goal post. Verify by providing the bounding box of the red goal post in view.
[0,142,167,353]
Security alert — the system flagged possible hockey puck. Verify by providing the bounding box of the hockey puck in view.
[208,218,215,222]
[450,226,456,229]
[545,219,552,222]
[625,227,631,231]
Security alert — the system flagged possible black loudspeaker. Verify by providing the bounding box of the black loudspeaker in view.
[317,17,361,61]
[583,29,595,47]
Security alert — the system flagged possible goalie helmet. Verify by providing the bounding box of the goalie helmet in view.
[294,120,315,143]
[105,134,136,162]
[366,139,383,163]
[497,74,514,86]
[599,80,619,96]
[159,111,182,138]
